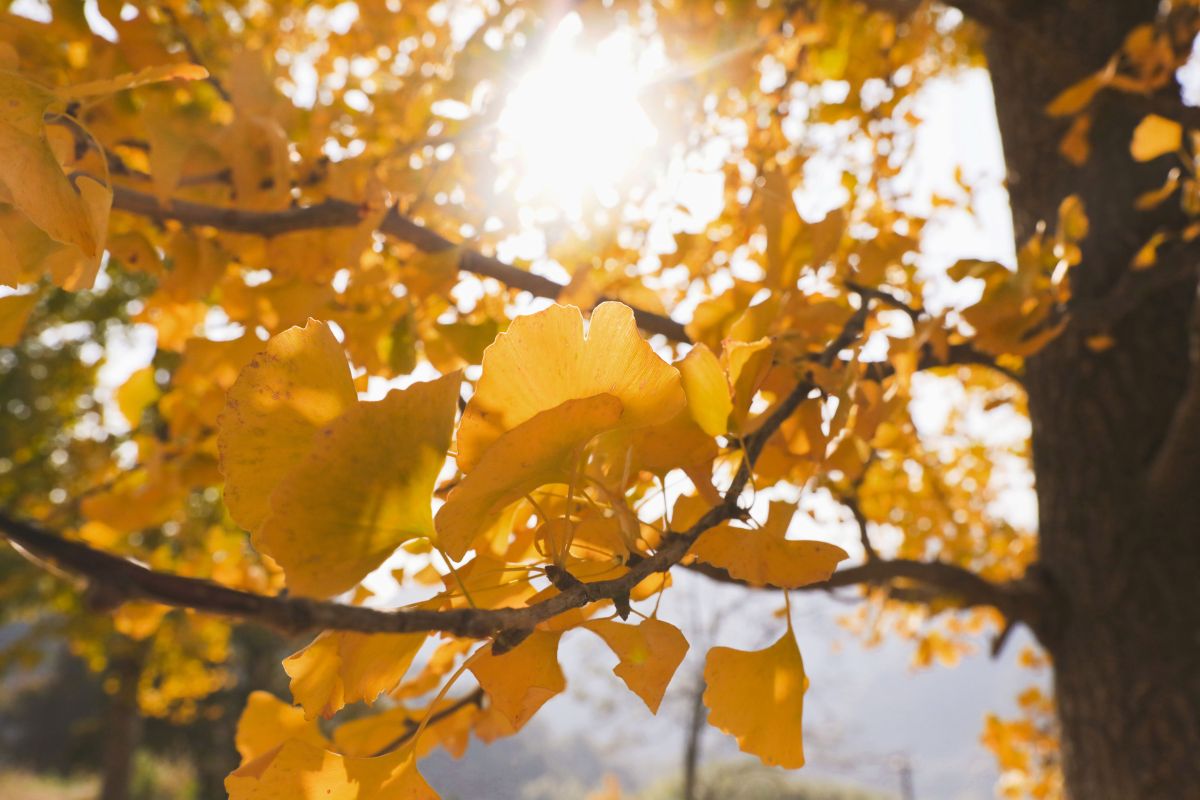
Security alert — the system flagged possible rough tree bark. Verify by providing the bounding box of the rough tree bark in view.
[984,1,1200,797]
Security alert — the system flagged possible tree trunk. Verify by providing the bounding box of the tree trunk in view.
[984,2,1200,797]
[99,650,143,800]
[682,674,706,800]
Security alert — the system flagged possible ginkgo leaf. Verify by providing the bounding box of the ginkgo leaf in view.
[52,175,111,290]
[111,601,170,640]
[724,337,774,432]
[258,373,459,597]
[455,302,683,472]
[235,691,326,764]
[0,291,38,346]
[0,71,106,259]
[689,501,847,588]
[678,343,732,437]
[226,739,437,800]
[284,631,426,720]
[218,319,357,533]
[55,63,209,98]
[1130,114,1182,162]
[330,705,419,758]
[436,394,623,560]
[583,618,689,713]
[469,632,565,730]
[115,365,160,427]
[1045,72,1106,117]
[704,627,809,769]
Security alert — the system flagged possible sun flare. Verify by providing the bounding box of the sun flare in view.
[496,15,659,216]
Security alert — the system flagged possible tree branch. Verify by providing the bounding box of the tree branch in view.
[1066,240,1200,337]
[685,557,1046,632]
[104,182,690,341]
[101,182,1018,378]
[369,688,485,757]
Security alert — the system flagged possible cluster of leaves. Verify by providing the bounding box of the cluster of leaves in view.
[982,649,1061,800]
[4,0,1197,797]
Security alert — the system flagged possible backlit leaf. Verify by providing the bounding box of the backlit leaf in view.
[284,631,426,719]
[218,319,357,533]
[235,691,326,764]
[1130,114,1182,162]
[583,618,689,713]
[0,70,106,259]
[0,291,38,346]
[56,62,209,98]
[469,632,565,730]
[678,343,732,437]
[455,302,683,472]
[436,394,623,560]
[704,626,809,769]
[690,501,847,588]
[226,739,436,800]
[258,373,459,597]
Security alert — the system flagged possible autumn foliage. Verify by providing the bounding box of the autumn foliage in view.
[3,1,1200,798]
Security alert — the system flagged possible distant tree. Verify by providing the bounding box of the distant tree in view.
[1,1,1198,798]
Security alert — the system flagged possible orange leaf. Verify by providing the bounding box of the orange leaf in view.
[583,618,689,713]
[1130,114,1182,162]
[689,501,848,588]
[704,627,809,769]
[469,632,565,730]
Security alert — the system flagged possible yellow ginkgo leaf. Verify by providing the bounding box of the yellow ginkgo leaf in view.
[703,626,809,769]
[226,739,437,800]
[112,601,170,640]
[469,632,565,730]
[1045,72,1106,117]
[724,337,774,432]
[218,319,357,533]
[0,71,105,258]
[1130,114,1182,162]
[259,373,459,597]
[284,631,426,720]
[55,62,209,98]
[455,302,683,472]
[583,618,689,713]
[678,343,732,437]
[235,691,327,764]
[0,291,38,346]
[330,705,419,758]
[689,501,848,588]
[436,394,623,560]
[115,365,160,427]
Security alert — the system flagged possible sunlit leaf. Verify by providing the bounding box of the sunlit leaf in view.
[284,631,426,719]
[235,691,326,764]
[689,501,848,588]
[56,63,209,98]
[0,70,107,260]
[226,739,437,800]
[583,618,689,713]
[678,343,732,437]
[704,626,809,769]
[455,302,683,472]
[0,290,38,346]
[469,632,565,730]
[258,373,459,597]
[436,394,623,560]
[1130,114,1182,162]
[218,319,357,533]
